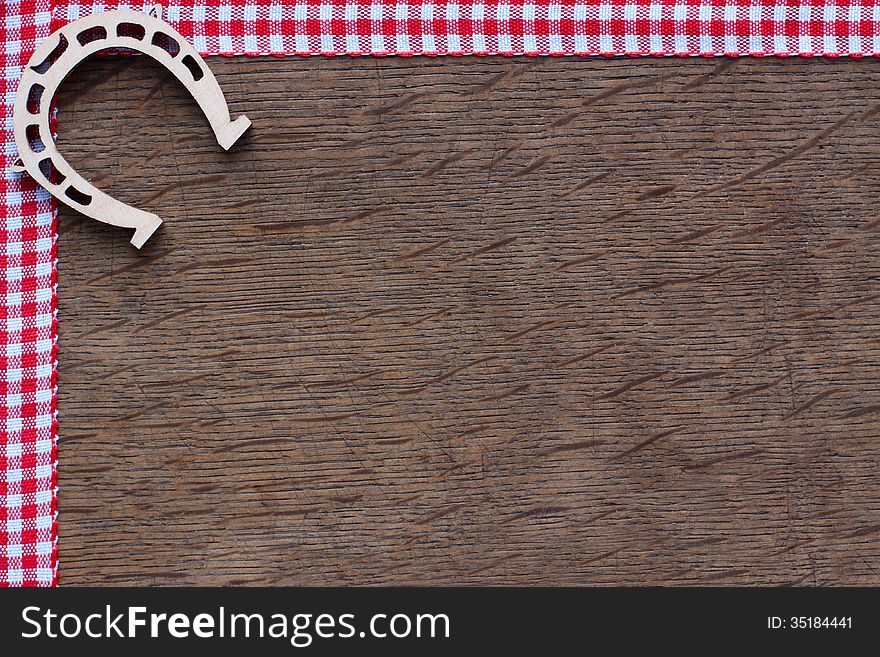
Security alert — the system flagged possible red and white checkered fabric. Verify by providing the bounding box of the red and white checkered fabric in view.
[3,1,880,587]
[55,1,880,57]
[1,0,57,587]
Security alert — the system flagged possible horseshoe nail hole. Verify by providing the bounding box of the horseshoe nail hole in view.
[181,55,204,81]
[116,22,146,40]
[38,158,66,185]
[151,32,181,57]
[27,84,44,114]
[99,47,139,56]
[65,186,92,206]
[31,33,68,74]
[26,124,45,154]
[77,26,107,46]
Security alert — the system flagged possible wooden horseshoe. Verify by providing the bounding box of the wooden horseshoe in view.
[11,5,251,248]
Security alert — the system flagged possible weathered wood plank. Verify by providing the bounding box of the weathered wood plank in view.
[56,55,880,585]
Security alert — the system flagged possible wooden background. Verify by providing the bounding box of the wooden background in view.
[55,55,880,585]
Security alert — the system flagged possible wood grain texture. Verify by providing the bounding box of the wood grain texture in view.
[55,55,880,585]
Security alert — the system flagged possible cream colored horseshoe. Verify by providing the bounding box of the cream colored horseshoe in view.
[11,5,250,248]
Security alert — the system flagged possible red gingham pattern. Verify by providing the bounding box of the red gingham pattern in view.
[3,1,880,587]
[55,1,880,57]
[1,0,57,587]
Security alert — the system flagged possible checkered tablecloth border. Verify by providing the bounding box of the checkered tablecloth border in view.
[1,0,57,587]
[4,0,880,587]
[55,1,880,57]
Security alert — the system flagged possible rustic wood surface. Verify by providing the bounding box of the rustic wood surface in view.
[55,55,880,586]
